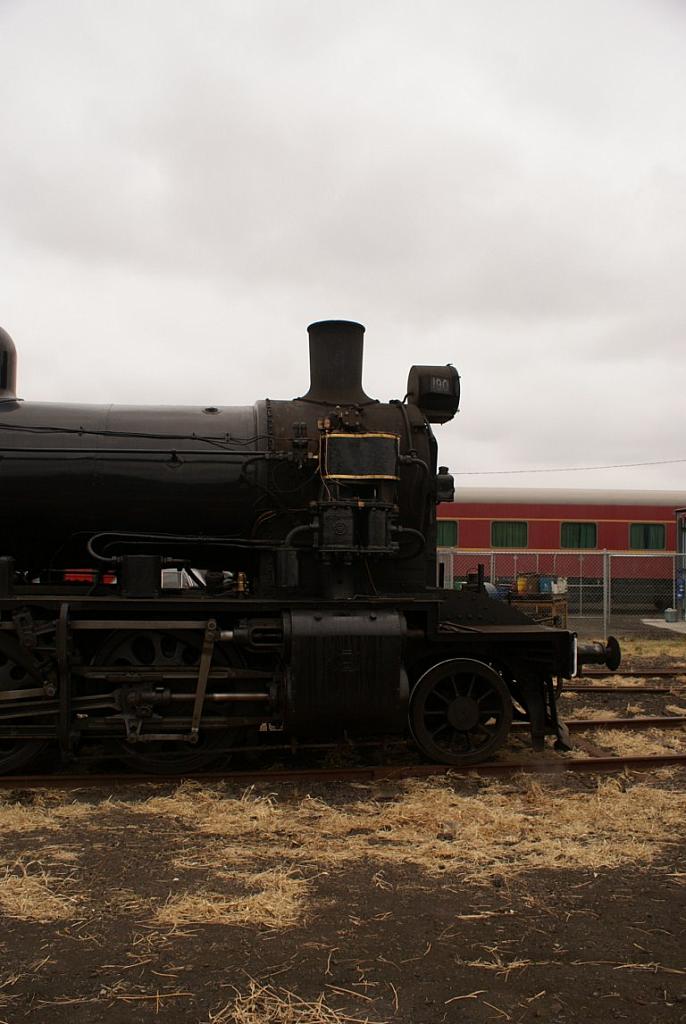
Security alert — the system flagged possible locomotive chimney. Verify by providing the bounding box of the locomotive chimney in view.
[301,320,370,404]
[0,327,17,403]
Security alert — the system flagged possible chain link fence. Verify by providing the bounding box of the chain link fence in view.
[437,548,678,636]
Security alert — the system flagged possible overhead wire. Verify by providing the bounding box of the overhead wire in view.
[454,457,686,476]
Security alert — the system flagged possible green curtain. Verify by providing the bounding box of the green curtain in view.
[630,523,665,550]
[491,521,528,547]
[437,521,458,546]
[561,522,597,548]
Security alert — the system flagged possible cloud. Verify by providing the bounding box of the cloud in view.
[1,0,684,489]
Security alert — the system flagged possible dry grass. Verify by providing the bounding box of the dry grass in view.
[587,727,686,758]
[618,637,686,665]
[569,706,620,720]
[0,860,81,922]
[0,767,680,942]
[208,980,387,1024]
[41,847,82,864]
[101,887,152,917]
[585,674,652,688]
[0,794,102,834]
[155,867,308,929]
[130,776,686,884]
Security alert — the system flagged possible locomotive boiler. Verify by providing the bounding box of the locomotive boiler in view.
[0,320,619,773]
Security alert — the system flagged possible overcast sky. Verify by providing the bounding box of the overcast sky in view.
[1,0,684,491]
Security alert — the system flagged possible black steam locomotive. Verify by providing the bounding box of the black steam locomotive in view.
[0,320,618,773]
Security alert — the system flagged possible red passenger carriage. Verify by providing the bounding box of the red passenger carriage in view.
[437,488,685,612]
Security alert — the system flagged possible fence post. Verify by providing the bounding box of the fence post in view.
[603,550,610,637]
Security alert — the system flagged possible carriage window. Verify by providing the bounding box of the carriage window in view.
[437,520,458,546]
[561,522,597,548]
[630,523,666,550]
[491,521,528,547]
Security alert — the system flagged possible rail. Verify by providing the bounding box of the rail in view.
[1,751,685,789]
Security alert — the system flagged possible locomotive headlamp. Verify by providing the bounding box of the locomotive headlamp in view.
[436,466,455,503]
[406,364,460,423]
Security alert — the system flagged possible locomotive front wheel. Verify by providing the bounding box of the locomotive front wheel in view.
[409,658,512,765]
[93,630,244,774]
[0,646,50,774]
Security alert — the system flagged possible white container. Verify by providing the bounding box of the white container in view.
[665,608,678,623]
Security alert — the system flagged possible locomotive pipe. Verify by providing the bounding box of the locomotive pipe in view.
[301,320,370,405]
[395,526,426,559]
[86,531,278,563]
[121,690,270,704]
[167,692,270,702]
[283,523,316,547]
[399,453,430,478]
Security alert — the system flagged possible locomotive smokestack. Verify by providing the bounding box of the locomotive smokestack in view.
[302,320,370,404]
[0,327,17,403]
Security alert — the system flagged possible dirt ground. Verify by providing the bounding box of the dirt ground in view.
[608,632,686,669]
[1,764,685,1024]
[570,615,686,645]
[1,631,685,1024]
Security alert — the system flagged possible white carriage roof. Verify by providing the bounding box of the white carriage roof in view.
[451,487,686,507]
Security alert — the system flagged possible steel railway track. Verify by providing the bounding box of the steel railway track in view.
[581,668,686,679]
[1,713,685,790]
[564,684,683,694]
[565,666,686,694]
[1,751,685,789]
[518,715,686,731]
[1,667,684,789]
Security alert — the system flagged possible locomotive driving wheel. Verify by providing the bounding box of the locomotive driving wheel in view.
[409,658,512,765]
[93,630,243,773]
[0,643,50,774]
